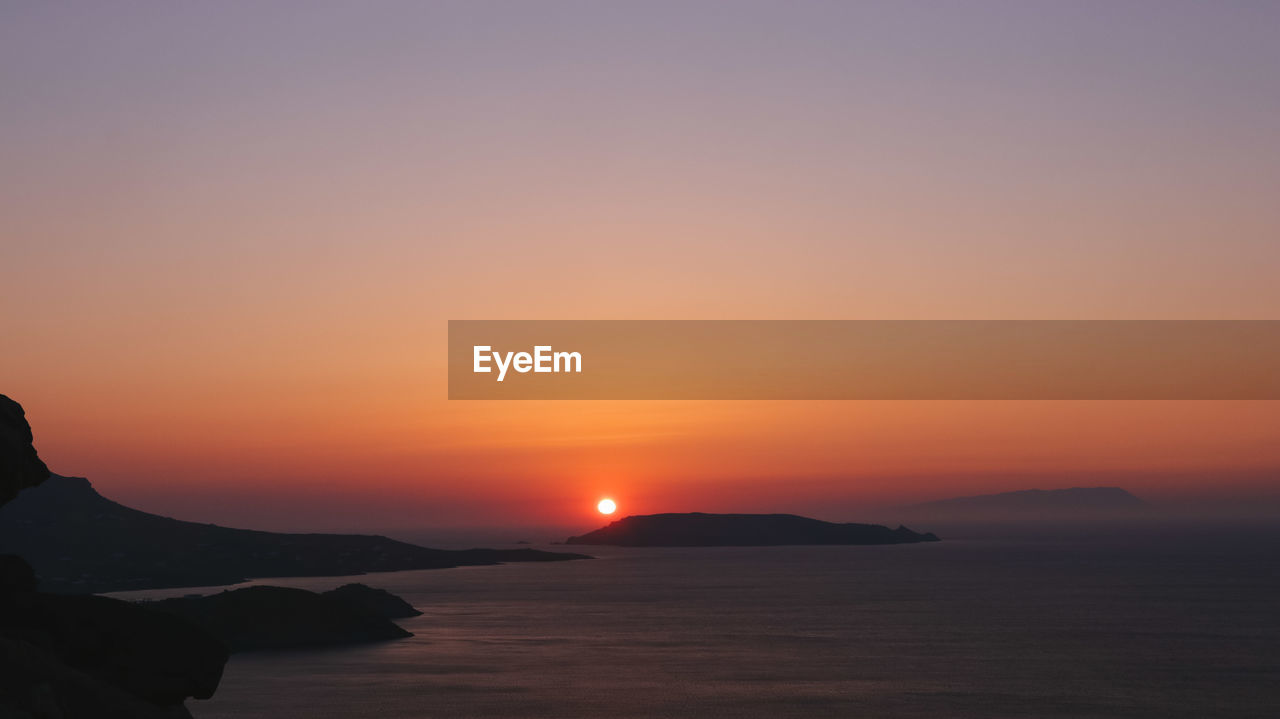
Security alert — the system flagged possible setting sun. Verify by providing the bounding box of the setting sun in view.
[597,498,617,515]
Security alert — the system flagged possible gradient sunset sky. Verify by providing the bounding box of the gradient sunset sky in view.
[3,2,1279,531]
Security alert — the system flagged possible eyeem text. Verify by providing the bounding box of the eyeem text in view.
[473,345,583,382]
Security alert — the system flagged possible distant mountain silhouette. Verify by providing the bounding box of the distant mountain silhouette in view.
[146,583,418,652]
[0,474,590,594]
[904,487,1147,519]
[566,513,939,547]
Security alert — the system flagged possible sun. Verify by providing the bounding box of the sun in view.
[597,498,617,515]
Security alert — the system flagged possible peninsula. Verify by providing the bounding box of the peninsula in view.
[0,474,591,594]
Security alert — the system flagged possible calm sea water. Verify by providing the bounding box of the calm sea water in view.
[122,528,1280,718]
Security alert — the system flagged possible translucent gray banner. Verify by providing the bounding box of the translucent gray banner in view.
[448,321,1280,400]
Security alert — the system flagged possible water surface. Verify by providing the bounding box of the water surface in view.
[125,530,1280,718]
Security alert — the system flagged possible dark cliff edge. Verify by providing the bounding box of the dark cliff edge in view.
[0,474,591,595]
[145,583,419,652]
[0,394,49,504]
[566,512,940,547]
[2,394,224,718]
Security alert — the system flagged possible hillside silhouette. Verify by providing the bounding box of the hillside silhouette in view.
[1,474,590,594]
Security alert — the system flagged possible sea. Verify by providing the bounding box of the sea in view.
[114,524,1280,718]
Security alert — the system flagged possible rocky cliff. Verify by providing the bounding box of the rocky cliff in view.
[0,394,49,504]
[0,395,227,718]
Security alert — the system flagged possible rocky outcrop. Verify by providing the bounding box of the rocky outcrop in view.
[323,583,423,619]
[147,585,416,652]
[0,396,227,718]
[0,394,49,505]
[566,512,940,547]
[0,553,227,718]
[0,636,200,719]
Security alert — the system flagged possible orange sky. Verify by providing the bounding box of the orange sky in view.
[3,3,1279,531]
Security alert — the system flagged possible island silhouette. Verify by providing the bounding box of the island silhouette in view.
[566,512,940,547]
[901,486,1148,522]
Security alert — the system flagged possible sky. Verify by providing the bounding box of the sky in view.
[3,1,1279,532]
